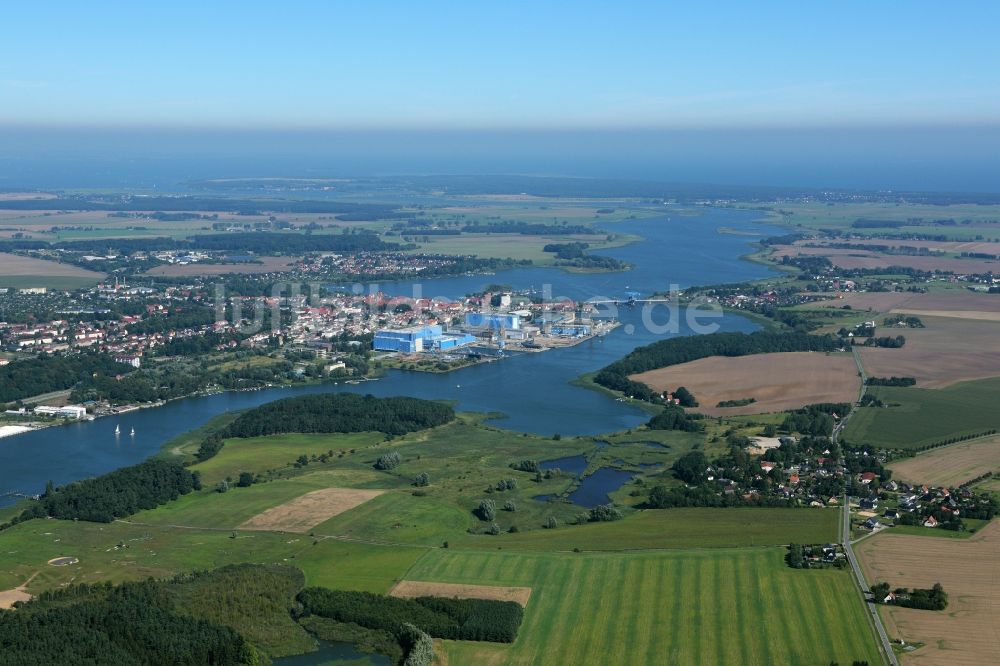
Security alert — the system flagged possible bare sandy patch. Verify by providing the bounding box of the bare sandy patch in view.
[389,580,532,607]
[0,587,31,609]
[239,487,384,533]
[858,315,1000,388]
[1,572,39,609]
[855,521,1000,666]
[888,436,1000,487]
[629,352,860,416]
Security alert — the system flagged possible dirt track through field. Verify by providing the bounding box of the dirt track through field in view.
[629,351,860,416]
[239,487,384,533]
[389,580,533,607]
[855,521,1000,666]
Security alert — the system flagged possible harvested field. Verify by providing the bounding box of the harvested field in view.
[770,244,1000,273]
[887,291,1000,322]
[811,291,921,312]
[855,521,1000,666]
[239,487,384,533]
[145,256,297,276]
[629,352,860,416]
[888,436,1000,487]
[831,238,1000,254]
[0,253,104,280]
[389,580,532,607]
[858,315,1000,388]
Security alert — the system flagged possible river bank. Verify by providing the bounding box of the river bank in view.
[0,207,786,504]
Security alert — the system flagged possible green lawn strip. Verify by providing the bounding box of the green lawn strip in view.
[451,507,839,552]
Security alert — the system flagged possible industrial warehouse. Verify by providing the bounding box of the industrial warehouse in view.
[373,305,615,358]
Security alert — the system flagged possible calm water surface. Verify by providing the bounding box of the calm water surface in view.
[0,208,782,503]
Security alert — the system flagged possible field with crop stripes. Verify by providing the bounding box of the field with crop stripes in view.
[406,547,881,665]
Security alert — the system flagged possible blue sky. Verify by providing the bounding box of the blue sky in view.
[2,1,998,129]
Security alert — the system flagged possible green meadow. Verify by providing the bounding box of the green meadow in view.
[842,377,1000,449]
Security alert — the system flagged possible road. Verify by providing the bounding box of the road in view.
[842,495,900,666]
[837,349,899,665]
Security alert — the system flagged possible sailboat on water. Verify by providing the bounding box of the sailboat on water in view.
[114,425,120,435]
[130,427,135,436]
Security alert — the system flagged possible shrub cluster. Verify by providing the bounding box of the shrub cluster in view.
[375,451,402,471]
[297,588,524,643]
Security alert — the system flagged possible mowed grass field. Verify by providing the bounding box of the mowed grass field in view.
[453,507,840,551]
[406,547,882,666]
[842,377,1000,449]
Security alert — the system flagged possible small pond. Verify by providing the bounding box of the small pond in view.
[538,454,589,476]
[567,467,636,508]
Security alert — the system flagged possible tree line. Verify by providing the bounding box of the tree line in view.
[296,588,523,644]
[0,578,259,665]
[222,393,454,439]
[3,459,200,528]
[871,582,947,610]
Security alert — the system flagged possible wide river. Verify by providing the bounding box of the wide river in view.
[0,207,782,504]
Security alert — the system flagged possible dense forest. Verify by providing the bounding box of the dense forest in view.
[297,588,524,644]
[4,459,199,527]
[0,352,135,403]
[222,393,454,439]
[0,563,317,665]
[0,580,259,665]
[594,331,840,403]
[124,305,217,335]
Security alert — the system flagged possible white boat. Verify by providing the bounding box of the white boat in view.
[130,428,135,436]
[114,425,120,434]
